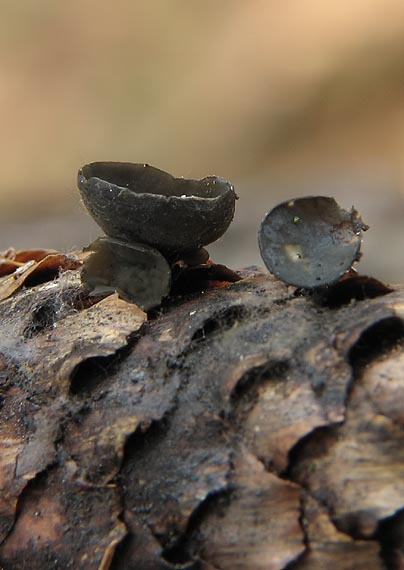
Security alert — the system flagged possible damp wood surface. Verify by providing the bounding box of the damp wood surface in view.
[0,262,404,569]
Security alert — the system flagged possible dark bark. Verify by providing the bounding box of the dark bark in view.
[0,262,403,569]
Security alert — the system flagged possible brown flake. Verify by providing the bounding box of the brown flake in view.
[0,253,81,302]
[293,494,384,569]
[195,450,304,570]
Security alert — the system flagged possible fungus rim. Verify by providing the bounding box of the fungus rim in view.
[78,162,236,203]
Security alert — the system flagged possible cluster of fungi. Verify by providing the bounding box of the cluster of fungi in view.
[78,162,368,307]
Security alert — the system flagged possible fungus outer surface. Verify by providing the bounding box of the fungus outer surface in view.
[77,162,237,255]
[258,196,368,288]
[81,237,171,311]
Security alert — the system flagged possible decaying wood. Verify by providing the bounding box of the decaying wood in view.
[0,261,404,569]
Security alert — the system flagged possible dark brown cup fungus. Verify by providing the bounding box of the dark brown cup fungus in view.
[78,162,237,256]
[81,237,171,311]
[258,196,368,288]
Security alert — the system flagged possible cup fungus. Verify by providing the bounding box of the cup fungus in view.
[78,162,239,308]
[81,237,171,311]
[258,196,368,288]
[78,162,237,255]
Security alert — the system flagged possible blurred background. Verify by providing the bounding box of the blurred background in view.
[1,0,404,282]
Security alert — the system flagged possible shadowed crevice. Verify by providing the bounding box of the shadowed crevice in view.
[69,330,144,395]
[161,489,234,568]
[190,305,249,346]
[377,507,404,570]
[312,275,393,309]
[226,359,290,432]
[283,424,341,482]
[348,316,404,374]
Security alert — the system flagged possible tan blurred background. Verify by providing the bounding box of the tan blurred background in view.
[2,0,404,281]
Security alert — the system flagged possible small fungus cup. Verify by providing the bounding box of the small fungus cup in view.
[78,162,237,256]
[81,237,171,311]
[258,196,368,288]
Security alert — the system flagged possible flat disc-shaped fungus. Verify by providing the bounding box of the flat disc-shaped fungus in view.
[258,196,368,288]
[78,162,237,255]
[81,237,171,310]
